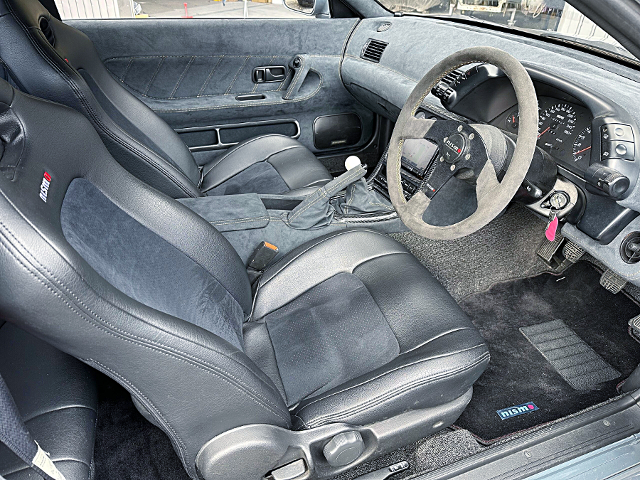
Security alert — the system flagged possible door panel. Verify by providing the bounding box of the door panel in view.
[69,19,375,165]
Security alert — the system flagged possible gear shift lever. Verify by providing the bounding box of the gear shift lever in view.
[345,156,362,171]
[336,157,395,215]
[286,158,367,229]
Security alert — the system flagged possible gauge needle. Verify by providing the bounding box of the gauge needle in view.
[573,146,591,156]
[537,126,550,139]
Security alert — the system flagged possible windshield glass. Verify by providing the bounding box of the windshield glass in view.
[375,0,635,62]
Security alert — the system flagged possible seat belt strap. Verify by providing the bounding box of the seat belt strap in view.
[0,373,66,480]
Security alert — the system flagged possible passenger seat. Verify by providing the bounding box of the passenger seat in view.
[0,0,332,198]
[0,322,98,480]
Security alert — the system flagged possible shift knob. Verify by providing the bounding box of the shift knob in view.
[345,156,361,171]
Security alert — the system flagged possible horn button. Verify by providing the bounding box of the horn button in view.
[443,132,468,164]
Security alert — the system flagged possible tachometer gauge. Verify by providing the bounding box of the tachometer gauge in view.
[537,103,577,156]
[572,126,592,166]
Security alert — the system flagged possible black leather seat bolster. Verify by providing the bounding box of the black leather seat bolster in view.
[200,135,332,194]
[248,230,490,429]
[291,330,488,429]
[0,322,98,480]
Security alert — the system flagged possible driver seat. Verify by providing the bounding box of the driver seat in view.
[0,80,489,479]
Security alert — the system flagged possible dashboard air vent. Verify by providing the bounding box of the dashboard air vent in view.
[361,39,388,63]
[39,17,55,47]
[431,68,467,103]
[621,232,640,264]
[441,70,467,87]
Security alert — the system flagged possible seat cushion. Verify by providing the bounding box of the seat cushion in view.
[200,135,332,196]
[0,322,98,480]
[246,230,490,428]
[263,273,400,405]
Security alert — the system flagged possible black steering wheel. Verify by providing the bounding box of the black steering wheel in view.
[387,47,539,240]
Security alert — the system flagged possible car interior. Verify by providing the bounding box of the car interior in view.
[1,0,640,479]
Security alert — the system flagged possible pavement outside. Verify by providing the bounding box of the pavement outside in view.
[138,0,310,18]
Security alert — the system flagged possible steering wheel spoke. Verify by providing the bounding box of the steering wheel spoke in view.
[400,117,436,140]
[405,191,432,218]
[475,159,501,208]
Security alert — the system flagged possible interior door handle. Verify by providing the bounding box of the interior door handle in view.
[253,66,287,83]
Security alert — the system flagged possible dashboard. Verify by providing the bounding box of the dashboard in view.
[341,16,640,288]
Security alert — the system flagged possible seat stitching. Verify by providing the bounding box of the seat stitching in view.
[305,358,486,427]
[295,344,488,415]
[402,327,474,355]
[0,222,288,418]
[0,237,291,430]
[303,353,490,428]
[257,229,398,289]
[2,214,246,322]
[22,404,97,423]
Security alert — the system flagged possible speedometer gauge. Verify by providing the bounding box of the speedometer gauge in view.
[572,126,592,167]
[537,103,577,156]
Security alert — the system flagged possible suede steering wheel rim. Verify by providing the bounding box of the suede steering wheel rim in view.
[387,47,538,240]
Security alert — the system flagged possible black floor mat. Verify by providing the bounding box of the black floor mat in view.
[455,262,640,442]
[94,377,190,480]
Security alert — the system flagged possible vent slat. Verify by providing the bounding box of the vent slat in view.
[361,39,388,63]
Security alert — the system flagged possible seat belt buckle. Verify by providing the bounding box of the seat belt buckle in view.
[247,241,279,272]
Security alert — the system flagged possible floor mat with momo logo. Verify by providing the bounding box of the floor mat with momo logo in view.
[455,262,640,442]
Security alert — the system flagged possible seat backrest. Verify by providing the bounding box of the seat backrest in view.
[0,0,202,198]
[0,79,291,478]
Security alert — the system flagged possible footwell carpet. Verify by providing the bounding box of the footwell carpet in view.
[94,377,190,480]
[455,262,640,442]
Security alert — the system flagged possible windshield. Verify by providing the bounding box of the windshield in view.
[375,0,635,62]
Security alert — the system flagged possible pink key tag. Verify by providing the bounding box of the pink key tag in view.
[545,216,559,242]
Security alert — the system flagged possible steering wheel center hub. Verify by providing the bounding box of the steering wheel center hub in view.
[443,132,468,164]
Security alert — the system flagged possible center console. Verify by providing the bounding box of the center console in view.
[372,139,439,200]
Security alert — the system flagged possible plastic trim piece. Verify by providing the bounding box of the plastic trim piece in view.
[176,119,301,152]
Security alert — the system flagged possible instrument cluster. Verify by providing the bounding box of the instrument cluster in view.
[497,96,593,173]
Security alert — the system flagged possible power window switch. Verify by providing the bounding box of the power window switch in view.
[602,124,634,143]
[602,140,635,161]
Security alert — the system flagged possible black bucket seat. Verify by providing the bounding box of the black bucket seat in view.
[0,80,489,479]
[0,0,332,198]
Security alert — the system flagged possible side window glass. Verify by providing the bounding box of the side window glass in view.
[54,0,309,19]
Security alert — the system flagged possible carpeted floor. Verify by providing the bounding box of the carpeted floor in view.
[391,204,553,301]
[333,429,486,480]
[455,261,640,442]
[94,378,191,480]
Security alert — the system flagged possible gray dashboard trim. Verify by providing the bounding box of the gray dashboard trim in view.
[563,220,640,287]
